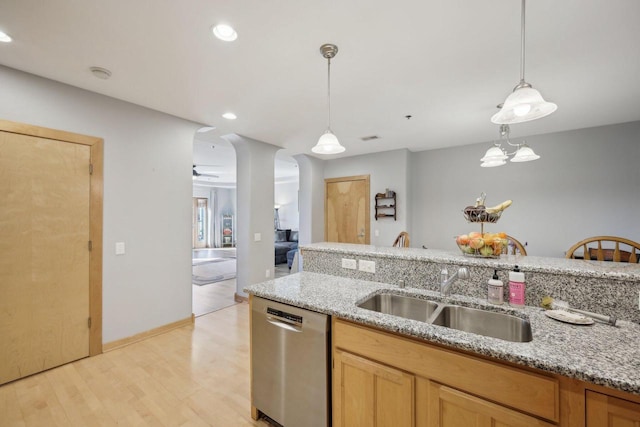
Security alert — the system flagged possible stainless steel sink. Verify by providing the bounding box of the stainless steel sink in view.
[430,305,532,342]
[357,293,439,323]
[357,293,532,343]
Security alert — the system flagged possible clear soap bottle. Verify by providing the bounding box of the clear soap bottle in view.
[487,269,504,305]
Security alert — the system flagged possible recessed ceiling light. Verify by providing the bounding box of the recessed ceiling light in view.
[0,31,12,43]
[222,112,237,120]
[89,66,112,80]
[212,24,237,42]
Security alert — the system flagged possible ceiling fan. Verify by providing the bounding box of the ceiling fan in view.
[192,164,219,178]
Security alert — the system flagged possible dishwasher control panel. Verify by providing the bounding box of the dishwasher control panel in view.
[267,307,303,324]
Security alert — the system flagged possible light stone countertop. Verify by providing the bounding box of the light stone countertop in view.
[244,271,640,395]
[300,242,640,281]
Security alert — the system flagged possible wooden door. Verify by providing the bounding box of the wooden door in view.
[325,175,370,244]
[427,382,555,427]
[586,391,640,426]
[0,121,102,385]
[333,349,414,427]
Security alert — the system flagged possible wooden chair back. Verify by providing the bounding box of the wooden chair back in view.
[565,236,640,263]
[503,235,527,256]
[392,231,410,248]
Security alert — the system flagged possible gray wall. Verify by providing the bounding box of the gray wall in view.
[0,65,199,343]
[410,121,640,257]
[225,134,280,296]
[324,149,411,247]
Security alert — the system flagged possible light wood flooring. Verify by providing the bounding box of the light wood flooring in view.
[0,303,271,427]
[192,264,291,317]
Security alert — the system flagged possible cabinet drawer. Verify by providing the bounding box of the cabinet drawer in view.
[333,318,559,423]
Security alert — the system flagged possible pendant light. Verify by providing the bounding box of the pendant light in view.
[312,43,345,154]
[481,124,540,167]
[491,0,557,124]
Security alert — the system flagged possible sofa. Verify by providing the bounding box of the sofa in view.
[275,229,298,264]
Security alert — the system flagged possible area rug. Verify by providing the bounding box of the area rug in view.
[192,258,237,285]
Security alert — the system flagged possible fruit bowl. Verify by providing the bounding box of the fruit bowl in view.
[455,233,508,258]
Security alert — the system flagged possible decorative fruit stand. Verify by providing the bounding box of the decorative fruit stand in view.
[457,193,512,258]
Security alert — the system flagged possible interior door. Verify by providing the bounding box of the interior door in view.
[0,130,91,385]
[325,175,370,244]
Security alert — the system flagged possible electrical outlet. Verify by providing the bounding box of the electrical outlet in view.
[359,259,376,273]
[342,258,357,270]
[265,269,270,278]
[374,229,379,237]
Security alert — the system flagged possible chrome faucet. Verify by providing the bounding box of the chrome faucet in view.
[440,266,470,296]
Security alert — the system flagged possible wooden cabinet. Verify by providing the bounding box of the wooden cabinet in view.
[586,391,640,426]
[333,349,414,427]
[427,382,554,427]
[375,192,396,220]
[332,318,560,427]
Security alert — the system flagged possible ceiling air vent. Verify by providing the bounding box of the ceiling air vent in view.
[360,135,380,141]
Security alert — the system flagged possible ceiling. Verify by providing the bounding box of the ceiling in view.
[2,0,639,168]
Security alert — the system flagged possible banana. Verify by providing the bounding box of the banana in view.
[485,199,512,214]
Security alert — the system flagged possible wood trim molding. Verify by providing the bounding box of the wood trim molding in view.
[0,119,104,356]
[235,293,249,303]
[103,316,195,352]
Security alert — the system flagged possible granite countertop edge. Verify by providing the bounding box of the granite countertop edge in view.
[245,271,640,396]
[300,243,640,281]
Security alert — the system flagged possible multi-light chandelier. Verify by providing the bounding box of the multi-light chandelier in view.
[481,124,540,167]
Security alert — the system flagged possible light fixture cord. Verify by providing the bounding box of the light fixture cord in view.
[520,0,526,84]
[327,56,332,131]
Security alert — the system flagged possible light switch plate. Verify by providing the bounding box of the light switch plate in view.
[115,242,125,255]
[254,233,262,242]
[342,258,357,269]
[359,259,376,273]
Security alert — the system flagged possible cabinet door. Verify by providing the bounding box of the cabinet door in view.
[333,349,414,427]
[427,382,555,427]
[586,391,640,427]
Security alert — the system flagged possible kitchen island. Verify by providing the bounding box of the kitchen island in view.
[245,244,640,426]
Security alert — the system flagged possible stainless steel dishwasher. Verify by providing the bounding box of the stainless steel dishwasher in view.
[251,296,330,427]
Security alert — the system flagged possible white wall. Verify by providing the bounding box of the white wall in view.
[225,134,279,297]
[324,149,411,247]
[275,180,299,231]
[295,154,325,244]
[0,65,199,343]
[410,121,640,257]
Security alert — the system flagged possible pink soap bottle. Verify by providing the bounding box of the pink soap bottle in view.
[508,265,526,308]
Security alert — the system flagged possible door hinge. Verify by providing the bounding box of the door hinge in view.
[88,317,92,328]
[89,164,94,175]
[88,240,93,251]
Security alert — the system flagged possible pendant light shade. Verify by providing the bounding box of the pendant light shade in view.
[491,86,557,124]
[312,43,346,155]
[313,130,345,154]
[491,0,557,124]
[510,144,540,162]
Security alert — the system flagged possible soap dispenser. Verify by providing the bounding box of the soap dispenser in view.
[508,265,526,308]
[487,270,504,305]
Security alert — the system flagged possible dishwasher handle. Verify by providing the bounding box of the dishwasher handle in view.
[266,316,302,332]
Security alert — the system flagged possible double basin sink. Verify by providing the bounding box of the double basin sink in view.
[358,293,532,342]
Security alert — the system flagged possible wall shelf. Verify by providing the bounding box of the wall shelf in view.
[375,192,396,221]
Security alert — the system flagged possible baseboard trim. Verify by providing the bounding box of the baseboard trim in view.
[103,315,195,352]
[234,292,249,303]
